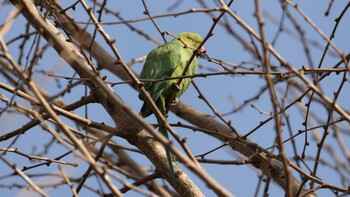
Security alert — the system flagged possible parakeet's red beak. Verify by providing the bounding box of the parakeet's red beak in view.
[199,45,206,57]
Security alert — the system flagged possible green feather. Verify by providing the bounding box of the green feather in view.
[139,32,203,182]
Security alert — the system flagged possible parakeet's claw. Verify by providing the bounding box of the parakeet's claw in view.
[169,97,179,105]
[169,83,181,105]
[174,83,182,91]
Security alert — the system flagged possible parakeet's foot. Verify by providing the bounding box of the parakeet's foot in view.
[169,97,179,105]
[169,83,182,105]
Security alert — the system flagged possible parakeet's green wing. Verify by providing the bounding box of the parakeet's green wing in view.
[139,42,182,117]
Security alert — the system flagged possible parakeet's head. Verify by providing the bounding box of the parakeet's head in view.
[177,32,206,55]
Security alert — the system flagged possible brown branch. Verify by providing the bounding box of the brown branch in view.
[9,0,234,196]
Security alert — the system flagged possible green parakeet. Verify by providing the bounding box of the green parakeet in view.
[139,32,204,181]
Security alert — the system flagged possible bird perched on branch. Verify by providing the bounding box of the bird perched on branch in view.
[139,32,205,182]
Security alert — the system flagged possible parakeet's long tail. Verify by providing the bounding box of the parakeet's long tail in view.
[157,118,176,183]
